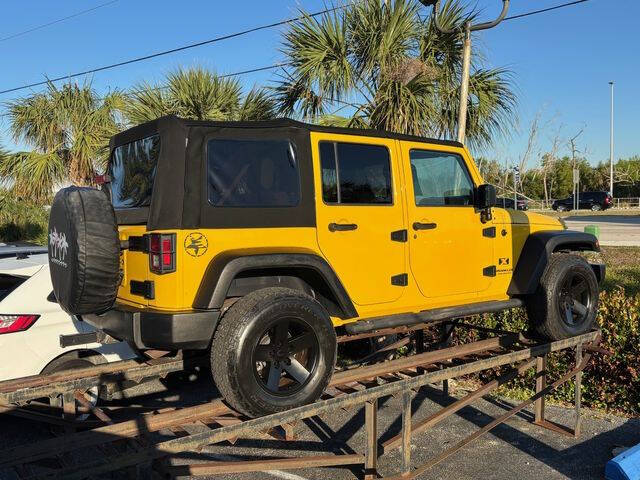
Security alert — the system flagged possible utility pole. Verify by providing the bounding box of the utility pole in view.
[419,0,510,144]
[609,81,614,197]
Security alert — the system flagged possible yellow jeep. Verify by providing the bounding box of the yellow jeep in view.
[48,115,604,417]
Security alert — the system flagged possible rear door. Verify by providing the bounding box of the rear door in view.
[312,133,407,306]
[399,142,494,299]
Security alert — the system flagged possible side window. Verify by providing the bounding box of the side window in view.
[319,141,392,205]
[409,150,474,206]
[207,139,300,207]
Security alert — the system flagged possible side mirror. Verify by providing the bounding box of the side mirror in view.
[476,184,496,210]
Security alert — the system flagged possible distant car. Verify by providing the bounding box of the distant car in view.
[552,191,612,212]
[0,247,138,418]
[496,197,528,210]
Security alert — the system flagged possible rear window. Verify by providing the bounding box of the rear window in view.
[207,139,300,207]
[0,274,26,303]
[319,142,392,204]
[108,134,161,208]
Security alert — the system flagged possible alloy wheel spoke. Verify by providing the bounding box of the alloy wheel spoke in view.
[254,344,272,362]
[564,303,574,324]
[267,363,283,391]
[284,358,311,384]
[571,279,587,297]
[571,299,588,317]
[273,321,290,346]
[287,332,316,354]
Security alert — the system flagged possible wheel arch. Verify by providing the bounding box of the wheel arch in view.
[40,349,106,375]
[193,252,358,319]
[508,230,599,296]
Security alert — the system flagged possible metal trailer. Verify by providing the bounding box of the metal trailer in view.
[0,322,602,479]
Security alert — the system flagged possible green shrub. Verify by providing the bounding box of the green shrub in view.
[456,289,640,416]
[0,190,49,245]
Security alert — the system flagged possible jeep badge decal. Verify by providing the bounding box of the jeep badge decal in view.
[184,232,208,257]
[49,227,69,268]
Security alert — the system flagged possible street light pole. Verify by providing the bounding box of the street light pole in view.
[609,81,614,197]
[421,0,510,144]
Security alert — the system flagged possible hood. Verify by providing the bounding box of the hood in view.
[500,210,563,228]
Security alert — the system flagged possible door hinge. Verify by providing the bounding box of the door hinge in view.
[391,229,408,242]
[391,273,408,286]
[483,266,497,277]
[482,226,496,238]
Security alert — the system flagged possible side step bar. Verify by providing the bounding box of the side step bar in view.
[344,299,524,335]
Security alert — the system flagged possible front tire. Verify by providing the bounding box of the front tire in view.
[210,288,336,418]
[526,253,599,341]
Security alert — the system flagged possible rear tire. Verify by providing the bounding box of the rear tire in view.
[591,204,602,211]
[525,253,599,341]
[210,288,336,418]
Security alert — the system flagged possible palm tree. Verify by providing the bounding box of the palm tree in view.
[1,82,124,202]
[275,0,516,148]
[124,67,276,124]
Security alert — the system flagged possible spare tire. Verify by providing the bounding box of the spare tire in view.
[48,187,120,315]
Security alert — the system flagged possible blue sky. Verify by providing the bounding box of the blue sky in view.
[0,0,636,168]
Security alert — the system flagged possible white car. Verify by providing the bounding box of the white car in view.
[0,247,137,416]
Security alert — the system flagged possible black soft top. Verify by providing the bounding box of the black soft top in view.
[110,115,462,151]
[108,115,462,231]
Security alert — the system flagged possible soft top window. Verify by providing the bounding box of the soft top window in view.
[207,139,300,207]
[108,134,161,209]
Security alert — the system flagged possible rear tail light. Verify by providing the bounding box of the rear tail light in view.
[0,315,39,335]
[149,233,176,274]
[605,196,611,204]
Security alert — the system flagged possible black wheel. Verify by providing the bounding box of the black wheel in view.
[556,205,566,212]
[42,357,100,421]
[526,253,599,341]
[210,287,336,418]
[591,204,602,211]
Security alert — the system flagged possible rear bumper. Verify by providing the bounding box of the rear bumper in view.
[82,306,220,350]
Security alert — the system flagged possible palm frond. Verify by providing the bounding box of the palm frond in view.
[237,87,276,121]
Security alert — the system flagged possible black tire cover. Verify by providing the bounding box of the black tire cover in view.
[48,187,120,315]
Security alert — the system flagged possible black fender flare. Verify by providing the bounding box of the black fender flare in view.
[193,252,358,319]
[508,230,599,296]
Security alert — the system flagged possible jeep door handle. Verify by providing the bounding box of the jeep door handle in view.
[328,223,358,232]
[413,222,437,231]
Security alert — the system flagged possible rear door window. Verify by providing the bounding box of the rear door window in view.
[207,139,300,207]
[319,142,392,204]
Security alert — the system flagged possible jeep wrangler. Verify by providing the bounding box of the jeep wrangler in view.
[48,115,604,418]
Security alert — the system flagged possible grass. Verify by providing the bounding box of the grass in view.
[597,246,640,295]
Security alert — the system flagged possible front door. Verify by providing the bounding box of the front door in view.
[400,143,493,300]
[312,133,406,306]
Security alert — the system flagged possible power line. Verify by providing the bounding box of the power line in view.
[0,6,342,96]
[0,0,593,97]
[503,0,591,21]
[0,0,119,43]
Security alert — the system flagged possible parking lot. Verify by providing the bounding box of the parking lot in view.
[1,372,636,480]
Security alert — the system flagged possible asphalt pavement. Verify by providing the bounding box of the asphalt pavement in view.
[563,214,640,246]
